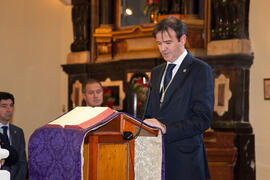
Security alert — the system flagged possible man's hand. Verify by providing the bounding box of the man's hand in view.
[144,118,166,134]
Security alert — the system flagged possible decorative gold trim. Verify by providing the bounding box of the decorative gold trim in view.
[93,25,154,42]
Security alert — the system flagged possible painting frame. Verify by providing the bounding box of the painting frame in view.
[264,78,270,100]
[100,78,125,110]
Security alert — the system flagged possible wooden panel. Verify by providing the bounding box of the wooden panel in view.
[83,142,89,180]
[98,143,128,180]
[123,114,159,136]
[123,120,135,180]
[94,116,122,133]
[123,116,135,134]
[86,134,134,180]
[208,162,234,180]
[204,131,235,148]
[88,136,99,180]
[97,134,135,180]
[204,131,237,180]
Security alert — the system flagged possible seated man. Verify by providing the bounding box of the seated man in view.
[0,92,27,180]
[82,79,103,107]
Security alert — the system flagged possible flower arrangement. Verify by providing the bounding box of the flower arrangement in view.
[143,0,159,17]
[102,87,115,108]
[129,77,148,108]
[130,77,148,94]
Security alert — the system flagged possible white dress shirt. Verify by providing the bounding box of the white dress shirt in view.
[0,123,11,144]
[160,50,188,91]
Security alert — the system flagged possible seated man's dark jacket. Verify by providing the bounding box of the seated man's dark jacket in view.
[0,133,18,166]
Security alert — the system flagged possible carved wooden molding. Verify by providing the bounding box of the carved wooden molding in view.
[207,39,252,56]
[93,25,160,62]
[111,25,154,41]
[93,18,205,63]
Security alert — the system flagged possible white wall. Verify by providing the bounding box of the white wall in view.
[250,0,270,179]
[0,0,72,156]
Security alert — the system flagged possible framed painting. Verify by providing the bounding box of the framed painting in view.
[264,78,270,100]
[100,78,125,110]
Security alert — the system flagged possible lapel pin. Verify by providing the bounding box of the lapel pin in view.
[183,69,187,72]
[14,130,17,134]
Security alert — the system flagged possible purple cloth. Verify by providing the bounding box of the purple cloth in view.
[162,134,165,180]
[28,113,118,180]
[28,127,85,180]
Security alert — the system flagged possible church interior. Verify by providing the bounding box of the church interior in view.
[1,0,269,179]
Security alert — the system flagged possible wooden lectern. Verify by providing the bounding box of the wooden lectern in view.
[82,113,159,180]
[28,108,159,180]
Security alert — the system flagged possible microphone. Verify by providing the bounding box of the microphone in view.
[134,81,152,139]
[142,81,152,120]
[122,131,134,141]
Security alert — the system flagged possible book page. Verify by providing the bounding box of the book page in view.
[48,107,113,127]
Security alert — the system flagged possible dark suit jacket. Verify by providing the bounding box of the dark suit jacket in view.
[145,52,214,180]
[2,124,27,180]
[0,133,18,166]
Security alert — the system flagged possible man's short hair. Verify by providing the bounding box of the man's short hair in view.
[82,79,103,93]
[0,92,15,104]
[153,16,187,41]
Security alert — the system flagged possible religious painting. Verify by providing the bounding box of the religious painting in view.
[100,78,125,110]
[264,78,270,100]
[102,85,119,108]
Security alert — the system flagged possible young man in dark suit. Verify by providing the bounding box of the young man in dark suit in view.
[0,92,27,180]
[144,16,214,180]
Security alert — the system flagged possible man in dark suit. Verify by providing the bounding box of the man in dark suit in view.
[144,16,214,180]
[0,92,27,180]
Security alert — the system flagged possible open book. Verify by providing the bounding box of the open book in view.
[47,107,116,129]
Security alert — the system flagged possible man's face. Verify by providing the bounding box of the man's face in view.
[83,82,103,107]
[156,28,186,62]
[0,99,14,125]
